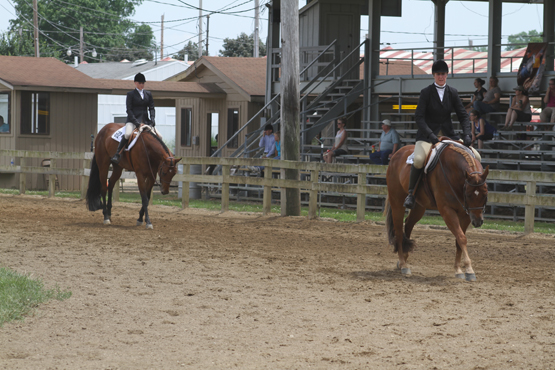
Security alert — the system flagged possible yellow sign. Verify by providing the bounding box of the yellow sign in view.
[38,110,49,116]
[392,105,417,110]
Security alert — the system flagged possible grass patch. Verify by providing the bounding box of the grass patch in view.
[2,188,554,235]
[0,267,72,327]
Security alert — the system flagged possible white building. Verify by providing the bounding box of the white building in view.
[75,59,190,150]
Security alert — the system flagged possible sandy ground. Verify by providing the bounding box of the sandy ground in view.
[0,194,554,370]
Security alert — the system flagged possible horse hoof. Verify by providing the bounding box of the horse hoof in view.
[136,221,144,226]
[401,267,411,276]
[103,219,111,225]
[465,273,476,282]
[145,224,153,230]
[396,261,400,270]
[455,273,465,280]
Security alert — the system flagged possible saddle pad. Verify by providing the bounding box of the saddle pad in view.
[405,140,476,173]
[111,125,154,151]
[425,140,476,174]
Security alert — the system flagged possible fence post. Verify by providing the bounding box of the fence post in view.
[263,162,272,215]
[48,159,56,198]
[181,164,190,209]
[308,169,319,219]
[356,172,366,222]
[221,165,230,212]
[19,157,26,195]
[80,159,90,199]
[524,180,536,234]
[113,177,120,202]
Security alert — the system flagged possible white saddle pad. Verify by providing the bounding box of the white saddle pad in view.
[111,125,156,151]
[406,140,475,174]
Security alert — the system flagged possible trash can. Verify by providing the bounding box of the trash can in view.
[178,164,202,200]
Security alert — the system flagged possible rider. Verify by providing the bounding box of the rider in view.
[111,72,156,164]
[403,60,480,209]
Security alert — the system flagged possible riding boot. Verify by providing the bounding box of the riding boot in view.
[403,165,424,209]
[111,137,128,164]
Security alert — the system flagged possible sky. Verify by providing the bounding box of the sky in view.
[0,0,546,59]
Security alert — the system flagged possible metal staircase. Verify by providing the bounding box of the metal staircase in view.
[211,39,368,164]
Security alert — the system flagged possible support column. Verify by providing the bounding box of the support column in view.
[487,0,502,78]
[432,0,447,62]
[364,0,381,131]
[544,0,554,73]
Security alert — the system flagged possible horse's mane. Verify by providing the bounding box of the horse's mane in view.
[146,130,171,157]
[449,145,478,172]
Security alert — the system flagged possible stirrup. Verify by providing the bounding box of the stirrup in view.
[111,153,121,164]
[403,193,415,209]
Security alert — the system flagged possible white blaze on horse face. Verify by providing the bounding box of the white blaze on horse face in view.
[474,190,479,196]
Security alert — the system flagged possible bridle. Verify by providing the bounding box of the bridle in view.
[141,134,176,186]
[439,159,488,215]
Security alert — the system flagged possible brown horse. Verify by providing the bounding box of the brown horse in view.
[385,142,489,281]
[86,123,181,229]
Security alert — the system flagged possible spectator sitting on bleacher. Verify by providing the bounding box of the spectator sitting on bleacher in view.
[324,117,348,163]
[470,109,496,149]
[248,124,276,175]
[540,78,555,128]
[274,131,281,160]
[369,119,400,165]
[473,76,501,115]
[504,85,531,129]
[465,78,487,113]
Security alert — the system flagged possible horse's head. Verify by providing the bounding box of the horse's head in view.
[464,165,489,228]
[158,157,182,195]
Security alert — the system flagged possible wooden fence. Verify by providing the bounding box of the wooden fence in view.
[1,150,555,234]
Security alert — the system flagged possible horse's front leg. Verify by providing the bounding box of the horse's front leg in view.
[441,207,475,281]
[139,190,153,230]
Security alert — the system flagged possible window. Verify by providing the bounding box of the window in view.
[0,92,10,134]
[113,116,127,124]
[180,108,192,146]
[21,92,50,135]
[227,108,239,148]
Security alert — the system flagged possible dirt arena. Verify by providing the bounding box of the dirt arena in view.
[1,194,554,369]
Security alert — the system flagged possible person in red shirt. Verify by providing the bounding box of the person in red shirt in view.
[540,78,555,125]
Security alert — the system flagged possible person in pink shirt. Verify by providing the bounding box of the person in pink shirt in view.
[540,78,555,126]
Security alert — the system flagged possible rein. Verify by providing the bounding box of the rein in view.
[438,157,487,215]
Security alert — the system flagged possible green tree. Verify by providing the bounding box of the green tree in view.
[1,0,153,62]
[219,33,266,57]
[506,30,544,51]
[172,40,207,61]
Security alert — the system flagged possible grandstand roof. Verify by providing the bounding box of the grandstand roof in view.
[379,47,527,74]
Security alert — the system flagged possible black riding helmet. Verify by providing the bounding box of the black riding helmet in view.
[134,72,146,83]
[431,60,449,74]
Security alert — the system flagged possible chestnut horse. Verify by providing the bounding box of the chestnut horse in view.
[86,123,181,229]
[384,142,489,281]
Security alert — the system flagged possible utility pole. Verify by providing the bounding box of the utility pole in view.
[33,0,39,57]
[280,0,301,216]
[161,14,164,60]
[79,26,84,63]
[206,15,209,56]
[198,0,203,59]
[254,0,259,57]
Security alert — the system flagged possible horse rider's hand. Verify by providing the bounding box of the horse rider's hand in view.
[428,133,439,145]
[463,135,472,147]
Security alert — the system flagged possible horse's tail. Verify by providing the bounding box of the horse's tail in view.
[383,196,416,254]
[85,155,102,212]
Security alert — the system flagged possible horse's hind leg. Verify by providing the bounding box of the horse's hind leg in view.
[404,203,426,239]
[106,166,123,225]
[387,199,412,275]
